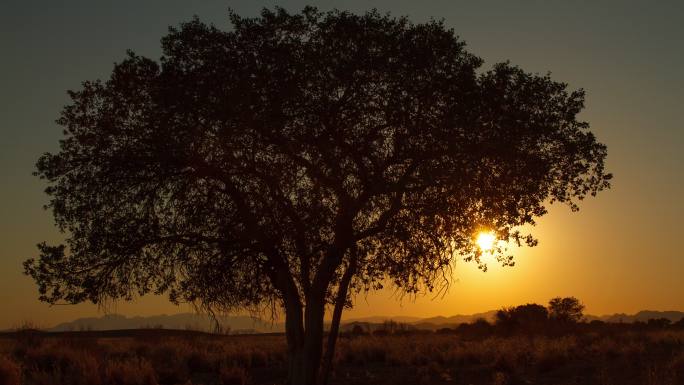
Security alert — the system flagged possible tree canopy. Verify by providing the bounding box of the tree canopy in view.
[548,296,585,323]
[25,7,610,385]
[495,303,549,331]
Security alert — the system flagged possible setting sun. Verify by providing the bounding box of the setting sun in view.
[476,231,496,252]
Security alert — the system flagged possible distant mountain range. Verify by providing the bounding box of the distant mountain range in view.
[586,310,684,324]
[41,309,684,333]
[48,313,282,334]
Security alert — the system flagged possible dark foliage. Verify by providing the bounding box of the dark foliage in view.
[495,303,549,333]
[675,317,684,329]
[548,296,585,323]
[646,318,672,329]
[24,7,610,385]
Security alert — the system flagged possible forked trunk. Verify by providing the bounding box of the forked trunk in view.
[286,297,326,385]
[284,255,355,385]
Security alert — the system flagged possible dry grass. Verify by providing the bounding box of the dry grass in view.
[104,359,157,385]
[340,330,684,384]
[0,355,22,385]
[0,328,682,384]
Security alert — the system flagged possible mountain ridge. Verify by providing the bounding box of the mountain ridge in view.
[36,309,684,333]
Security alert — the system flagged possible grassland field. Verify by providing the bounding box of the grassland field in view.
[1,325,683,385]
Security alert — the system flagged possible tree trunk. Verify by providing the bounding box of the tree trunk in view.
[282,246,351,385]
[288,346,307,385]
[285,294,326,385]
[284,288,306,385]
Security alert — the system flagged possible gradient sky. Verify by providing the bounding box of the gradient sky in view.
[1,0,682,330]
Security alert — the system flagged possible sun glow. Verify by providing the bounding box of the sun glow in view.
[476,231,496,252]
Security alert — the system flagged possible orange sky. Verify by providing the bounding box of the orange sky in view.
[1,1,682,329]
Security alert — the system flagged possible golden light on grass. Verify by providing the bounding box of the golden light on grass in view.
[476,231,496,252]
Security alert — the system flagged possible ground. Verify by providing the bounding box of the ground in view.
[1,326,683,385]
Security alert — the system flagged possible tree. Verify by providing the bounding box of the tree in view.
[674,317,684,329]
[646,318,671,329]
[24,7,611,385]
[495,303,549,332]
[548,297,585,323]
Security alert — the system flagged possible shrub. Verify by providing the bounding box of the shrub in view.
[0,355,21,385]
[496,304,548,333]
[14,322,44,351]
[249,349,269,368]
[220,365,249,385]
[340,339,387,365]
[105,359,157,385]
[23,342,102,385]
[149,344,189,384]
[186,350,214,373]
[351,324,367,336]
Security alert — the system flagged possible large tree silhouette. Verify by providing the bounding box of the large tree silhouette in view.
[25,7,611,385]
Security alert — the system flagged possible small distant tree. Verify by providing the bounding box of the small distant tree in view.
[588,319,605,327]
[380,320,399,334]
[548,297,585,323]
[673,317,684,329]
[470,318,493,334]
[646,318,671,329]
[454,318,492,337]
[24,7,610,385]
[496,303,548,331]
[350,324,366,336]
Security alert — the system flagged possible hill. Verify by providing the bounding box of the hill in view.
[589,310,684,323]
[37,309,684,334]
[49,313,283,334]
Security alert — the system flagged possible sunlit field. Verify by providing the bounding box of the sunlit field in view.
[2,324,684,385]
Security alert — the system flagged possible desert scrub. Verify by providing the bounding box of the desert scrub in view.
[219,365,249,385]
[2,329,684,385]
[0,355,21,385]
[105,358,157,385]
[22,341,101,385]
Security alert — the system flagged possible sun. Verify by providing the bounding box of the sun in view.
[476,231,496,252]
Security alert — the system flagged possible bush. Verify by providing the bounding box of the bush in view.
[0,355,21,385]
[23,343,101,385]
[496,304,548,333]
[186,350,214,373]
[14,322,44,352]
[105,359,157,385]
[220,365,249,385]
[149,344,189,384]
[351,324,367,336]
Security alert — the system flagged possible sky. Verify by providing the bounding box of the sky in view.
[1,0,682,330]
